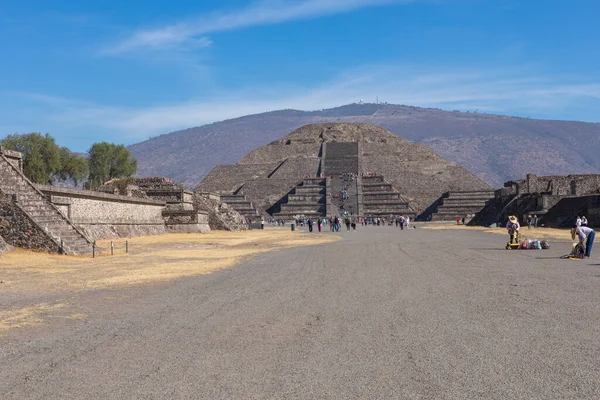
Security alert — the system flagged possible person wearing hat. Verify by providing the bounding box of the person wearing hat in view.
[571,224,595,258]
[506,215,520,245]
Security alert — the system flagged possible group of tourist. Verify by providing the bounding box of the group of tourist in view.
[506,214,596,257]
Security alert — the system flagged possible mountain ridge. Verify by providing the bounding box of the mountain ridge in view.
[128,103,600,189]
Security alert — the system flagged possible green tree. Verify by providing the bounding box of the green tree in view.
[58,147,89,186]
[1,133,61,184]
[1,133,90,185]
[87,142,137,189]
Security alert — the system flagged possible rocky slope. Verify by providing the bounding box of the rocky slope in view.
[128,103,600,188]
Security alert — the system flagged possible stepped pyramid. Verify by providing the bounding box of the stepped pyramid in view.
[196,123,491,218]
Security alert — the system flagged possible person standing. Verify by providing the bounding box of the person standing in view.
[572,224,596,258]
[317,218,322,232]
[506,215,520,244]
[260,219,264,230]
[308,218,313,233]
[582,215,588,226]
[533,215,539,229]
[527,215,532,229]
[344,216,351,232]
[405,216,411,229]
[576,215,582,227]
[400,216,405,230]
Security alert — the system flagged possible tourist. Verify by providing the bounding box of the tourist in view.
[526,215,532,229]
[533,215,539,228]
[572,224,595,258]
[307,218,313,232]
[506,215,520,245]
[582,215,588,226]
[261,219,265,229]
[456,217,460,225]
[405,216,411,229]
[317,218,322,232]
[462,216,466,225]
[576,215,582,227]
[344,216,351,232]
[400,215,405,230]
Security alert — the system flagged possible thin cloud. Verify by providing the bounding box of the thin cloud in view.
[102,0,409,54]
[30,65,600,142]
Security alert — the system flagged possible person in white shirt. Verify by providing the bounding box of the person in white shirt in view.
[506,215,520,244]
[581,216,588,226]
[572,224,595,258]
[576,216,582,227]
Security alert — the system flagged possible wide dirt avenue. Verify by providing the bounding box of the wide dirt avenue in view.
[2,226,600,399]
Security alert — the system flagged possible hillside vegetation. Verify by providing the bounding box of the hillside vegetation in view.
[128,104,600,188]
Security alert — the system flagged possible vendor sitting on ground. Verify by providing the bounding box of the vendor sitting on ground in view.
[571,224,596,258]
[506,215,520,244]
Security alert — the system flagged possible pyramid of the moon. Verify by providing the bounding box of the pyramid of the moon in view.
[195,123,492,218]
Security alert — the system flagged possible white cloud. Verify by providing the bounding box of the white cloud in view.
[102,0,409,54]
[18,64,596,143]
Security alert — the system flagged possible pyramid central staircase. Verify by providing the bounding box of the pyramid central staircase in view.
[0,149,93,255]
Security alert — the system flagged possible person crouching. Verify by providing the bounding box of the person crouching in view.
[571,224,596,258]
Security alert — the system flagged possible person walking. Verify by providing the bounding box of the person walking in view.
[308,218,313,233]
[572,224,596,258]
[527,215,532,229]
[317,218,322,232]
[533,215,539,228]
[260,219,265,230]
[400,216,405,230]
[345,216,351,232]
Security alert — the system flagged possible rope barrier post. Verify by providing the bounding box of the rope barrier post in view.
[111,241,114,256]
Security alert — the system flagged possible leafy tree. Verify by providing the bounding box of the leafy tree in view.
[1,133,90,185]
[58,147,89,186]
[87,142,137,189]
[1,133,62,184]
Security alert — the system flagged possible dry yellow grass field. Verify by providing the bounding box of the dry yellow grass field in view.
[0,229,339,334]
[421,223,573,241]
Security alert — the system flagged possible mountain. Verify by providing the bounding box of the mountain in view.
[128,103,600,189]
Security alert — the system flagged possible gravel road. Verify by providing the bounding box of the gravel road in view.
[2,226,600,399]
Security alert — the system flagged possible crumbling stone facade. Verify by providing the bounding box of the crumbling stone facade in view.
[0,190,61,253]
[197,123,491,217]
[471,173,600,228]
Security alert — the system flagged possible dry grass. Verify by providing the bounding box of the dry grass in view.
[0,229,338,333]
[421,223,573,241]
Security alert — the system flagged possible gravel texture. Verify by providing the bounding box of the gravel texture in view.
[2,226,600,399]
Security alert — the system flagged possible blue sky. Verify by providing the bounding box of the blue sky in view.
[1,0,599,151]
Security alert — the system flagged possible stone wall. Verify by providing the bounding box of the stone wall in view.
[38,185,166,240]
[517,174,600,196]
[195,192,248,231]
[0,191,61,252]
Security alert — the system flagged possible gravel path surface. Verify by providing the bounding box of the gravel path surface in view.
[2,226,600,399]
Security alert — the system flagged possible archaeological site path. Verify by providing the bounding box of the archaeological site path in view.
[2,226,600,399]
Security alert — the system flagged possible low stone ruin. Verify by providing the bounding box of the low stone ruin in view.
[195,193,248,231]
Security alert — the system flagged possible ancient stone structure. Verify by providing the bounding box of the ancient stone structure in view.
[423,190,495,221]
[0,148,213,254]
[195,192,248,231]
[37,185,168,239]
[0,189,60,253]
[471,173,600,228]
[0,147,93,255]
[196,123,491,218]
[0,234,14,253]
